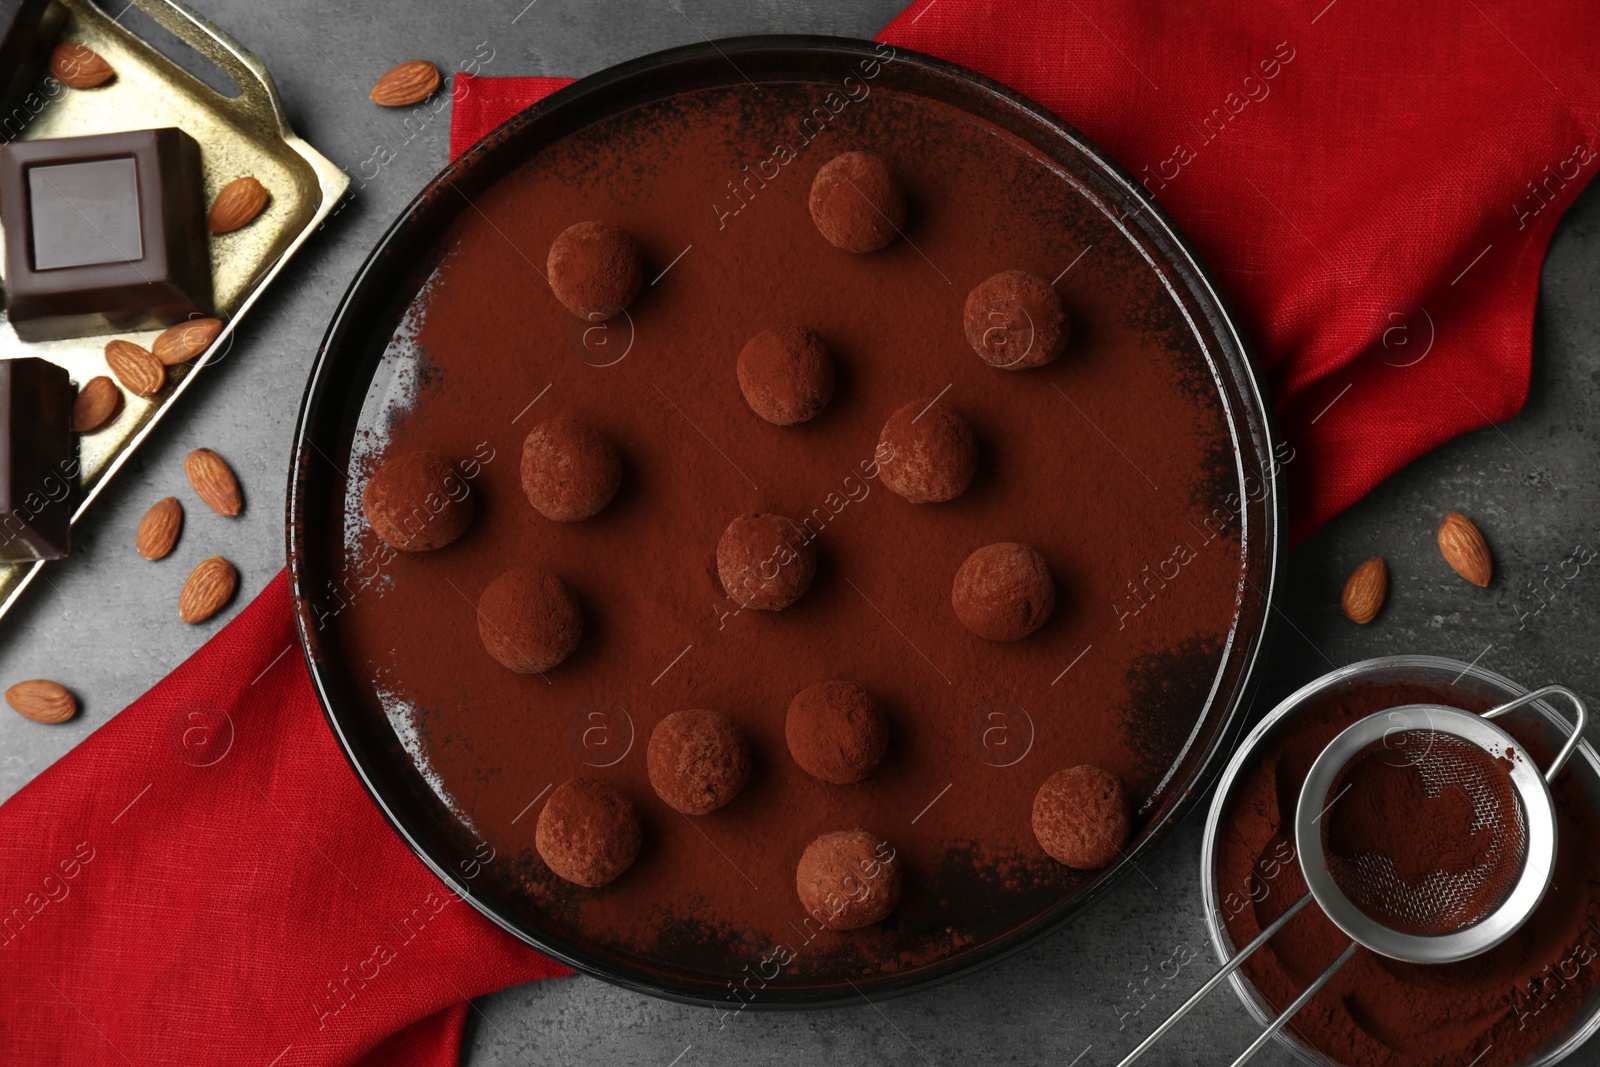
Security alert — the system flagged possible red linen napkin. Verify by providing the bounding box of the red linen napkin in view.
[6,3,1598,1065]
[0,573,568,1066]
[455,3,1600,544]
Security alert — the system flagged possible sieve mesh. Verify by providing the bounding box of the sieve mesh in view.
[1321,729,1527,936]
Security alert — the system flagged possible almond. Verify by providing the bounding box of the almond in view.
[49,44,114,89]
[179,556,238,624]
[152,318,223,365]
[1341,557,1387,624]
[136,497,183,561]
[104,339,165,397]
[208,176,269,234]
[369,60,441,107]
[184,448,243,517]
[1438,512,1492,587]
[72,375,123,433]
[5,679,77,724]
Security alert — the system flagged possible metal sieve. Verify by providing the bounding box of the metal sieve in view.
[1118,684,1587,1067]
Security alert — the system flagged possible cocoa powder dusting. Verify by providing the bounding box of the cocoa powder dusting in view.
[1218,682,1600,1067]
[334,82,1253,985]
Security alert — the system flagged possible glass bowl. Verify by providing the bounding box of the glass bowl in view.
[1199,655,1600,1067]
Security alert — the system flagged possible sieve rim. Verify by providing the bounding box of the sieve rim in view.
[1293,704,1557,965]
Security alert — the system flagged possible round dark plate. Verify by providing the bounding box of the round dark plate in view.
[288,35,1284,1008]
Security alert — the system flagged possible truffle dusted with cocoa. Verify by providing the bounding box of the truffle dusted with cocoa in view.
[963,269,1069,369]
[546,220,644,321]
[520,417,622,522]
[476,566,582,674]
[808,151,905,253]
[716,512,816,611]
[361,450,473,552]
[647,709,751,815]
[877,397,978,504]
[736,325,835,425]
[796,828,903,930]
[786,680,889,784]
[1032,765,1132,869]
[535,777,641,888]
[952,542,1055,641]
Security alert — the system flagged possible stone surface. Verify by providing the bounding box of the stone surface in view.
[1,2,1597,1065]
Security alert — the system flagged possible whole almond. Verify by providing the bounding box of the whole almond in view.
[184,448,243,517]
[104,339,165,397]
[1438,512,1492,587]
[1341,557,1387,624]
[152,318,223,365]
[180,556,238,624]
[370,60,441,107]
[208,176,269,234]
[72,375,123,433]
[5,679,77,724]
[136,497,183,561]
[49,44,114,89]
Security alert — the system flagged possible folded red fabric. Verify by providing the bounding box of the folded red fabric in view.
[455,2,1600,543]
[0,573,568,1066]
[7,3,1597,1065]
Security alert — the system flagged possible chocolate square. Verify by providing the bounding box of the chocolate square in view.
[0,357,75,562]
[0,0,61,138]
[0,128,212,341]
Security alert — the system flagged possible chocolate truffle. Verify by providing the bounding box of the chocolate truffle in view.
[361,450,473,552]
[786,681,889,784]
[535,777,642,888]
[952,542,1055,641]
[808,151,905,253]
[963,270,1069,370]
[476,566,582,673]
[737,326,835,425]
[877,398,978,504]
[546,221,644,321]
[647,709,751,815]
[521,417,622,521]
[716,512,816,611]
[1032,765,1132,869]
[796,828,903,930]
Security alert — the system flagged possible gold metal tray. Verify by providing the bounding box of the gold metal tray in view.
[0,0,348,618]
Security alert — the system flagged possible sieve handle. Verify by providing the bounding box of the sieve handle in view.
[1481,685,1589,782]
[1228,943,1357,1067]
[1114,892,1313,1067]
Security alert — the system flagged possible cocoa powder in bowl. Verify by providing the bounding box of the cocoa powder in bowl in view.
[1218,681,1600,1067]
[361,450,473,551]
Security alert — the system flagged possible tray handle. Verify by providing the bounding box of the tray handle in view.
[122,0,294,136]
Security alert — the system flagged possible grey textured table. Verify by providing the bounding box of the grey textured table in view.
[4,2,1597,1065]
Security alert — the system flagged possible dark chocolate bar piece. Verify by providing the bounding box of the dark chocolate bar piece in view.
[0,357,75,562]
[0,0,61,140]
[0,127,212,341]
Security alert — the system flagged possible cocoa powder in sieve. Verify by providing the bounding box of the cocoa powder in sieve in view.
[1219,682,1600,1067]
